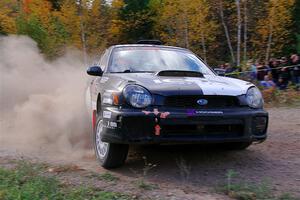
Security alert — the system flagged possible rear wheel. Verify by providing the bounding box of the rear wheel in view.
[222,142,252,150]
[94,116,128,169]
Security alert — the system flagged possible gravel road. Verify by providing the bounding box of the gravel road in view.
[1,107,299,199]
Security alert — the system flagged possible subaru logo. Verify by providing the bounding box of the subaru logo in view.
[197,99,208,106]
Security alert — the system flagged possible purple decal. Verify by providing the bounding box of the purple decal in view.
[187,109,196,116]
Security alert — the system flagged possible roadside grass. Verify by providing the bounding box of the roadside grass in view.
[135,179,158,191]
[130,156,159,191]
[88,172,120,182]
[262,88,300,107]
[217,169,299,200]
[98,172,120,182]
[0,161,132,200]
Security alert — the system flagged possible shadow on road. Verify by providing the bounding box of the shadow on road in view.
[108,144,268,188]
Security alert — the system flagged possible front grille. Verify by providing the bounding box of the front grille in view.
[161,124,244,138]
[164,95,239,108]
[121,116,155,138]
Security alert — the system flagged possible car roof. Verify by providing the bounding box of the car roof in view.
[110,44,190,52]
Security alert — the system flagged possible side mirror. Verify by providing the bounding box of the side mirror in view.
[214,68,226,76]
[87,66,103,76]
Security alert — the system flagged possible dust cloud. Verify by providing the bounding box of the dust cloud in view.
[0,35,92,160]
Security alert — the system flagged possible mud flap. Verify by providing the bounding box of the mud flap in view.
[92,110,97,130]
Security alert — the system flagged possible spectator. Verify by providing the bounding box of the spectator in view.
[269,58,280,83]
[279,57,291,83]
[256,61,269,81]
[290,54,300,88]
[248,60,257,81]
[260,75,276,89]
[279,57,288,67]
[224,63,234,73]
[277,77,288,90]
[279,67,290,86]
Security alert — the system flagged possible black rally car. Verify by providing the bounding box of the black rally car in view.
[86,42,268,168]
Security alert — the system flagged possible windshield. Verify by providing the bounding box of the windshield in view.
[108,47,214,75]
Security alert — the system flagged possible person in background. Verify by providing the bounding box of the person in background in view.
[277,77,288,90]
[279,67,290,89]
[248,60,257,81]
[260,75,276,89]
[269,58,280,84]
[279,57,288,67]
[224,63,234,73]
[256,61,269,81]
[290,54,300,89]
[224,63,239,78]
[279,57,291,83]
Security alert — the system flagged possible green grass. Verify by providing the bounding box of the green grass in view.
[135,179,158,191]
[217,170,299,200]
[87,172,120,182]
[0,161,131,200]
[218,181,299,200]
[98,172,119,182]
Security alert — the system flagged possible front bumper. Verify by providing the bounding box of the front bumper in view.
[101,106,268,144]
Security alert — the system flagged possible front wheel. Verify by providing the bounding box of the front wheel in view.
[94,118,128,168]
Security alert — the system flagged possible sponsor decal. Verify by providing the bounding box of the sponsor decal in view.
[187,109,196,116]
[103,98,113,104]
[103,121,117,129]
[103,111,112,119]
[195,111,223,115]
[109,122,117,128]
[187,109,223,116]
[103,91,112,97]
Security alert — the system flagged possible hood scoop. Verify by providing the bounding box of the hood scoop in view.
[156,70,204,78]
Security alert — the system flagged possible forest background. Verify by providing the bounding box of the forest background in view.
[0,0,299,66]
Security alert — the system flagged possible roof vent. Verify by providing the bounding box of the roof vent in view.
[136,40,162,45]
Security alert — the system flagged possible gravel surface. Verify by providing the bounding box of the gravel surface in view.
[1,107,299,199]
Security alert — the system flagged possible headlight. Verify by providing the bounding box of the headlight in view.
[246,87,263,108]
[123,85,152,108]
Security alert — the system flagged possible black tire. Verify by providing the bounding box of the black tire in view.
[93,116,129,169]
[221,142,252,150]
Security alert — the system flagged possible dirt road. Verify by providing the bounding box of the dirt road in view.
[1,107,299,199]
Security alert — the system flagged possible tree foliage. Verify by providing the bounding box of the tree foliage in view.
[0,0,297,64]
[255,0,295,60]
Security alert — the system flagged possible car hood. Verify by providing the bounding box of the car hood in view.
[109,73,254,96]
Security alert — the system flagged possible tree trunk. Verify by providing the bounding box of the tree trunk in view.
[219,0,236,64]
[183,6,189,48]
[266,22,273,62]
[236,0,241,66]
[201,31,207,63]
[78,0,88,66]
[80,16,88,66]
[243,0,248,63]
